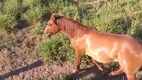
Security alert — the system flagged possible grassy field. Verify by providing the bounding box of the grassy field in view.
[0,0,142,79]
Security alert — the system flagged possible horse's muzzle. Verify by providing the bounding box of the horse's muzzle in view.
[46,33,52,38]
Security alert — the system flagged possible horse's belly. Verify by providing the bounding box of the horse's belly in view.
[85,49,117,63]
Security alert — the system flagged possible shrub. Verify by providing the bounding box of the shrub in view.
[2,0,22,16]
[39,34,75,64]
[132,13,142,39]
[22,3,48,24]
[0,0,22,31]
[0,14,18,31]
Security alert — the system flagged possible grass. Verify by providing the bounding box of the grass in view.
[0,13,18,31]
[0,0,49,32]
[51,74,77,80]
[39,34,75,64]
[5,41,18,47]
[0,0,21,31]
[21,3,48,24]
[80,0,142,34]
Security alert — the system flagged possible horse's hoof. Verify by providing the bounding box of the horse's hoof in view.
[101,71,110,76]
[72,69,79,73]
[107,73,113,78]
[98,67,104,72]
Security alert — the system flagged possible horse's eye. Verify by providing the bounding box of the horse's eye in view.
[48,24,52,26]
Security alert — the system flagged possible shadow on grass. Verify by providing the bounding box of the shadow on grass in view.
[133,27,142,40]
[0,60,44,80]
[69,66,142,80]
[16,19,29,30]
[42,12,51,22]
[71,66,102,79]
[69,66,127,80]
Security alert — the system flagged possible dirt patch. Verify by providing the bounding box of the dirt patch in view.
[0,60,75,80]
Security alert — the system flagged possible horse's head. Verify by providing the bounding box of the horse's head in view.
[44,14,61,38]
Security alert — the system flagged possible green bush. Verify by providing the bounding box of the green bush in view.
[0,14,18,31]
[39,34,75,64]
[22,3,48,24]
[80,0,142,34]
[0,0,22,31]
[132,13,142,39]
[0,0,49,31]
[0,2,2,12]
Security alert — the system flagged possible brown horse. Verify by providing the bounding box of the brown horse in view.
[44,14,142,80]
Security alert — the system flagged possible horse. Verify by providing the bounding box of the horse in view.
[44,13,142,80]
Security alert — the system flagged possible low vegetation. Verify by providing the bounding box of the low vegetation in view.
[39,34,75,64]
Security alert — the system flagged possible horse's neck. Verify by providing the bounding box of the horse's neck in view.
[58,17,94,40]
[62,31,73,40]
[62,26,94,41]
[60,27,77,40]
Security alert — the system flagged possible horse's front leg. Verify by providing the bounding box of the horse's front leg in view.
[73,50,84,73]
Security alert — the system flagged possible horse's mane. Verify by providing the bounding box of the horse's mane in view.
[56,16,94,38]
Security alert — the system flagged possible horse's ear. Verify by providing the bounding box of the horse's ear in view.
[51,14,56,21]
[51,10,54,14]
[51,14,60,22]
[50,8,55,14]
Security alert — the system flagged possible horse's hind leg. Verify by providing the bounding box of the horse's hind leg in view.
[119,62,138,80]
[91,58,103,71]
[109,68,124,76]
[118,58,140,80]
[126,74,136,80]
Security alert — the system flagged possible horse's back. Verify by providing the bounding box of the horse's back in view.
[84,31,142,63]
